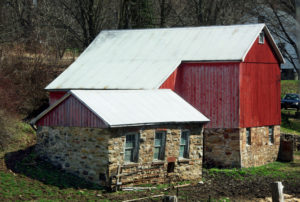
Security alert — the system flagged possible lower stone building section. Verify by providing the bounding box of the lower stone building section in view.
[108,125,203,187]
[35,124,204,188]
[35,126,110,186]
[240,126,280,168]
[204,128,241,168]
[203,126,280,168]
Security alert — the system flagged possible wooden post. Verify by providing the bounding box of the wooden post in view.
[163,195,178,202]
[270,182,284,202]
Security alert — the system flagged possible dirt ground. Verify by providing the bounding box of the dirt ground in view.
[96,169,300,201]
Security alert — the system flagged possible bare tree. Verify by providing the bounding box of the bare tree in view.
[249,0,299,79]
[0,0,36,43]
[38,0,113,48]
[118,0,154,29]
[158,0,172,27]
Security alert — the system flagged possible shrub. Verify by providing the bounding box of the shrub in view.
[0,110,12,152]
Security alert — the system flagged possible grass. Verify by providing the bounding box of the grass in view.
[0,119,36,161]
[281,109,300,135]
[281,80,300,98]
[1,151,105,201]
[206,153,300,181]
[0,171,104,201]
[280,80,300,135]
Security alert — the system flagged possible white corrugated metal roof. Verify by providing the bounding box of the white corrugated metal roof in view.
[32,90,209,127]
[46,24,284,90]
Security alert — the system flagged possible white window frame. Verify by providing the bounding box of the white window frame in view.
[268,126,274,144]
[179,130,190,159]
[124,132,140,163]
[246,128,251,146]
[259,31,265,44]
[153,131,166,161]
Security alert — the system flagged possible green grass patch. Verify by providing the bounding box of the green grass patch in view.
[13,152,103,190]
[0,151,104,201]
[0,117,36,159]
[206,158,300,182]
[281,109,300,135]
[281,80,300,98]
[0,170,104,201]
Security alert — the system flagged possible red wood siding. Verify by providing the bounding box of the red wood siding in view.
[160,69,178,90]
[161,63,240,128]
[49,91,67,105]
[37,95,108,128]
[239,63,281,127]
[244,37,279,63]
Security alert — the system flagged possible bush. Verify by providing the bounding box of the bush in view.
[0,44,71,118]
[0,110,13,152]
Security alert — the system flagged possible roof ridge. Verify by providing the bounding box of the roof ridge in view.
[101,23,265,32]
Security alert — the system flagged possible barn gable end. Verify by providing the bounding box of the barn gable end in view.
[244,35,280,64]
[37,95,108,128]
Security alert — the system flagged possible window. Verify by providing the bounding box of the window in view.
[124,133,139,162]
[269,126,274,144]
[154,131,166,160]
[259,31,265,44]
[246,128,251,145]
[179,130,190,158]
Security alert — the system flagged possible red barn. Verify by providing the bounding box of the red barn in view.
[42,24,284,168]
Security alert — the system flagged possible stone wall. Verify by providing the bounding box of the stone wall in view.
[240,126,280,168]
[36,124,204,187]
[204,126,280,168]
[36,126,111,186]
[108,124,203,187]
[203,128,241,168]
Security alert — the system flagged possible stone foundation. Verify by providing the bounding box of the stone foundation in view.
[36,126,110,185]
[204,128,241,168]
[36,124,203,187]
[240,126,280,168]
[204,126,280,168]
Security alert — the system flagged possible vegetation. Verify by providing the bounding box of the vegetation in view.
[280,80,300,135]
[0,115,35,155]
[281,109,300,135]
[281,80,300,98]
[206,159,300,181]
[0,171,104,201]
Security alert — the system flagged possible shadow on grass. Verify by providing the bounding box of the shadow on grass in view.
[4,145,104,190]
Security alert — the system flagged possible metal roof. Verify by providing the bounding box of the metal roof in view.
[46,24,284,90]
[32,90,209,127]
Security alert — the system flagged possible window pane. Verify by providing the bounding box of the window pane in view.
[179,146,185,158]
[155,133,162,146]
[155,138,161,146]
[154,147,160,160]
[125,149,132,162]
[126,134,135,148]
[246,128,251,145]
[180,131,190,158]
[125,133,139,162]
[154,131,166,160]
[269,127,274,143]
[181,134,187,145]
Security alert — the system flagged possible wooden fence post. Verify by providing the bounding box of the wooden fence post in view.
[270,181,284,202]
[163,195,178,202]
